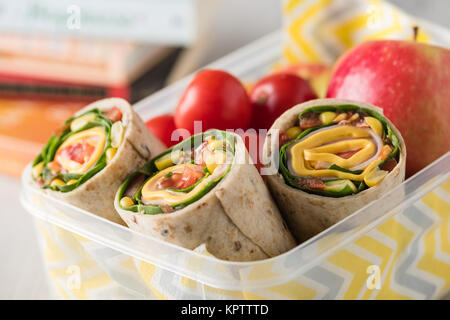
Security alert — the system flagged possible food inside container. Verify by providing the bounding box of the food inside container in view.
[263,99,406,242]
[29,98,165,224]
[18,0,450,299]
[19,30,450,298]
[115,129,296,261]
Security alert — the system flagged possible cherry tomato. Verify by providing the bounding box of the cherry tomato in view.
[174,69,252,134]
[249,73,317,130]
[145,114,178,147]
[238,131,266,174]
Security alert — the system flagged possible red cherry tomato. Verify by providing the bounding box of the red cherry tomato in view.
[145,114,178,147]
[238,130,266,174]
[174,69,252,134]
[249,73,317,130]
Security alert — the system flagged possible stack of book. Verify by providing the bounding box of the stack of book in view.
[0,0,217,177]
[0,34,184,176]
[0,33,183,102]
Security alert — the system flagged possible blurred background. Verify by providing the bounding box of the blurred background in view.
[0,0,449,299]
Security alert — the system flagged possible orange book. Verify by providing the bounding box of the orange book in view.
[0,98,85,177]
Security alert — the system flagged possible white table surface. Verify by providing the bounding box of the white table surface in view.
[0,175,53,299]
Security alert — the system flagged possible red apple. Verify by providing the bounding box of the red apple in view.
[327,40,450,177]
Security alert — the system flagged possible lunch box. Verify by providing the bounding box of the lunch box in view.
[21,31,450,300]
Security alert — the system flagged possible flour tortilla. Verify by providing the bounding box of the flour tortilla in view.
[262,99,406,242]
[36,98,166,225]
[115,133,296,261]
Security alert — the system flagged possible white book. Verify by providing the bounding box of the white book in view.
[0,0,213,45]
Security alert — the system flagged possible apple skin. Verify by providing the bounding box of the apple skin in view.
[326,40,450,177]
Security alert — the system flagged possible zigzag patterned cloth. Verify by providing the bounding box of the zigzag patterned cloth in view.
[281,0,446,65]
[36,177,449,300]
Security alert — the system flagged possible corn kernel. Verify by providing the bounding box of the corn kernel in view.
[106,147,117,164]
[111,121,124,148]
[333,112,347,123]
[285,126,302,139]
[349,113,359,122]
[155,150,182,171]
[208,138,225,151]
[120,196,134,208]
[50,178,65,187]
[205,150,227,174]
[32,162,44,179]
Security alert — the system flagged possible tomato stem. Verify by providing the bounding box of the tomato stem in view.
[257,94,268,106]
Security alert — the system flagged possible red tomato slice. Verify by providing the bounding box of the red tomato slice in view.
[335,148,361,159]
[158,166,204,190]
[58,142,95,164]
[37,177,45,186]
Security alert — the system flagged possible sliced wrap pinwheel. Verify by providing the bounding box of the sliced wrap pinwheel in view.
[115,130,296,261]
[31,98,165,224]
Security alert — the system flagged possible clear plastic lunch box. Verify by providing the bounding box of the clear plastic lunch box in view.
[21,31,450,300]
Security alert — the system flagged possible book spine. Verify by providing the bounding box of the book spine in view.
[0,0,198,45]
[0,74,129,101]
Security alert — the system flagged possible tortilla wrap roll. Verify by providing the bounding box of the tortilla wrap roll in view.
[262,99,406,242]
[115,130,296,261]
[30,98,166,225]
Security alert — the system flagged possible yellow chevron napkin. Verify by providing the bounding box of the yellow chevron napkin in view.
[35,177,449,300]
[282,0,449,65]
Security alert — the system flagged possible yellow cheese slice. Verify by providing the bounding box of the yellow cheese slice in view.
[304,138,375,169]
[289,125,381,181]
[55,127,106,174]
[141,164,208,206]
